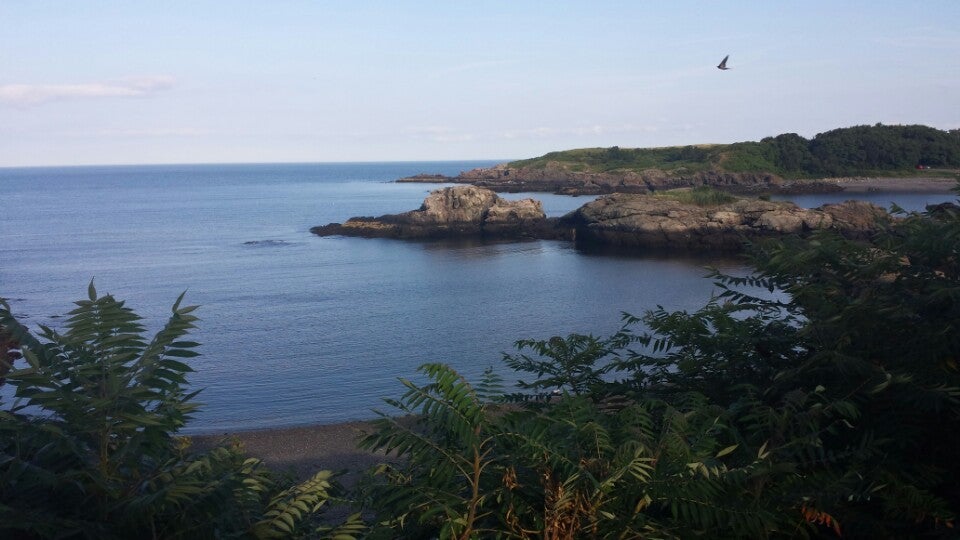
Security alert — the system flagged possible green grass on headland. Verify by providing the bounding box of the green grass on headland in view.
[655,186,737,206]
[510,145,720,175]
[509,124,960,179]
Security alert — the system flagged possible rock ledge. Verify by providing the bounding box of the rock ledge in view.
[310,186,548,239]
[312,186,893,252]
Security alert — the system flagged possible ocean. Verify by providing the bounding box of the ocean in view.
[1,162,954,433]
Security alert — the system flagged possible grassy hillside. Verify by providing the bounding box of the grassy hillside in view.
[509,124,960,179]
[509,145,726,175]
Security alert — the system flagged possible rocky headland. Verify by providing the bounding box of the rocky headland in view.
[398,164,957,196]
[398,164,802,195]
[312,185,894,252]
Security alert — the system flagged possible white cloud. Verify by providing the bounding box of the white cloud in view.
[0,76,174,107]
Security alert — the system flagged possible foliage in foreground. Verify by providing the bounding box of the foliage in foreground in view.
[359,197,960,538]
[0,285,359,539]
[360,363,788,539]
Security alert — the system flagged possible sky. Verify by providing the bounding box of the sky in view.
[1,1,959,167]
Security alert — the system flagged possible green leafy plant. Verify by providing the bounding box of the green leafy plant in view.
[359,361,800,538]
[358,363,504,539]
[502,330,631,400]
[0,284,356,539]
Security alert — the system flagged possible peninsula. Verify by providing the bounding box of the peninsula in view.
[319,124,957,251]
[399,124,959,195]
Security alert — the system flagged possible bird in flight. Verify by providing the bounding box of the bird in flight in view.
[717,55,731,70]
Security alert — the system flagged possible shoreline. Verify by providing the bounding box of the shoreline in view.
[400,170,958,195]
[827,176,957,193]
[190,420,393,480]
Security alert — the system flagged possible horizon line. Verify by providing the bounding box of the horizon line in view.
[0,158,515,171]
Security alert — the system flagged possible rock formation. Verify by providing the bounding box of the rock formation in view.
[397,163,843,196]
[560,195,890,251]
[312,186,893,252]
[310,185,547,239]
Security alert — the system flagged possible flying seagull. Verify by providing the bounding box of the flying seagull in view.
[717,55,731,70]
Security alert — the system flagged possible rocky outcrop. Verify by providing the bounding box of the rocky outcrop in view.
[312,186,893,252]
[560,194,891,251]
[310,185,548,239]
[461,163,788,194]
[397,163,835,195]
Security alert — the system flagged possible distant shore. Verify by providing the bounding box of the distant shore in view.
[400,165,958,196]
[822,176,956,193]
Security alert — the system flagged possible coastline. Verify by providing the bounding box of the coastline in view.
[827,176,957,193]
[190,420,391,480]
[190,421,407,523]
[400,167,959,196]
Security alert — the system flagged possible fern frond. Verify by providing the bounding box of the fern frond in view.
[253,470,336,538]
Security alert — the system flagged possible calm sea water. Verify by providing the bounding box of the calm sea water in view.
[772,191,957,211]
[1,163,954,433]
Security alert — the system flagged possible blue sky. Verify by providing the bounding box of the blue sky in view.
[2,1,958,166]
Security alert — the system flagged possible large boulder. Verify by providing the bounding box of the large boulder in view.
[819,200,893,238]
[311,186,547,239]
[411,186,499,225]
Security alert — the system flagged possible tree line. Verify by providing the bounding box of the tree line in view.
[755,124,960,176]
[513,124,960,179]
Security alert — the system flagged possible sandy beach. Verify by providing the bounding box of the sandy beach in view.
[190,420,391,481]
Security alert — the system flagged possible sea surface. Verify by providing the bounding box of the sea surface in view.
[1,162,955,433]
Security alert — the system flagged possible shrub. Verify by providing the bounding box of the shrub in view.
[359,363,786,539]
[655,186,737,206]
[0,284,360,539]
